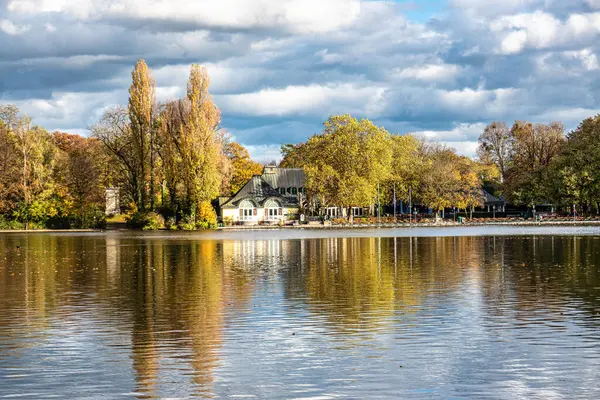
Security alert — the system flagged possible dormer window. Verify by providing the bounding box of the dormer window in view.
[291,187,297,195]
[279,187,286,195]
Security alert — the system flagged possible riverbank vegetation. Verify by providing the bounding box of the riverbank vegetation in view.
[0,60,261,230]
[3,59,600,230]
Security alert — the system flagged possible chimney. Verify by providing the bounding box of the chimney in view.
[263,164,277,174]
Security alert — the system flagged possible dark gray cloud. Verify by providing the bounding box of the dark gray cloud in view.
[1,0,599,159]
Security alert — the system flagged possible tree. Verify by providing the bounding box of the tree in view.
[0,108,21,213]
[128,59,156,210]
[178,65,223,216]
[280,143,309,168]
[504,121,565,207]
[156,99,185,208]
[0,105,57,227]
[546,116,600,213]
[53,132,106,227]
[477,121,513,183]
[387,134,423,203]
[302,115,392,216]
[224,141,263,195]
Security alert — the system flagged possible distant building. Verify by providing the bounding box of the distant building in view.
[105,187,120,215]
[220,166,306,224]
[482,189,506,212]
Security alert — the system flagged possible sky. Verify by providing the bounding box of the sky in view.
[2,0,600,161]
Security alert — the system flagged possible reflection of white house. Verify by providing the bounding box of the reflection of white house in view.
[220,166,306,224]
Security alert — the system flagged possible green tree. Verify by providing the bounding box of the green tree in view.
[302,115,392,216]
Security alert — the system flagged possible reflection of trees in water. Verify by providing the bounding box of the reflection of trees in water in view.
[110,239,235,398]
[479,236,600,327]
[0,236,253,399]
[3,234,600,395]
[283,236,483,337]
[0,235,107,344]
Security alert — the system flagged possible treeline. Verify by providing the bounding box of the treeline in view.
[280,115,494,218]
[478,119,600,213]
[0,107,107,229]
[0,59,262,230]
[4,59,600,230]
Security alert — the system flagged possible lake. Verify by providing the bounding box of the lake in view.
[1,227,600,399]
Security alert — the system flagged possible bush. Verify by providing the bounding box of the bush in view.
[223,216,234,227]
[176,202,218,231]
[178,214,196,231]
[197,201,217,229]
[126,211,165,230]
[165,216,178,231]
[0,216,24,230]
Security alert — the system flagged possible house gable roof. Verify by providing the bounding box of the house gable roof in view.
[221,175,299,208]
[482,189,505,205]
[261,167,305,189]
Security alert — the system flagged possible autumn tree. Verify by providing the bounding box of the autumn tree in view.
[224,142,263,195]
[0,108,21,213]
[504,121,565,207]
[128,59,156,210]
[387,134,423,204]
[477,121,513,182]
[280,143,309,168]
[156,99,185,207]
[0,105,57,228]
[92,106,140,208]
[302,115,392,217]
[53,132,106,227]
[546,116,600,213]
[178,65,223,215]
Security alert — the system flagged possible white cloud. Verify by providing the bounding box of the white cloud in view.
[245,144,285,162]
[395,64,462,82]
[11,90,126,132]
[565,48,600,70]
[0,19,31,35]
[491,11,600,54]
[219,83,387,117]
[7,0,361,33]
[411,123,487,142]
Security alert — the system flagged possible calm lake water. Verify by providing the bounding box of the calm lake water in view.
[2,227,600,399]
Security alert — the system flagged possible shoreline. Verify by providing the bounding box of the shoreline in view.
[2,220,600,233]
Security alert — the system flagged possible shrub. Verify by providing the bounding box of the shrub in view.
[165,217,178,230]
[178,214,196,231]
[197,201,217,229]
[126,211,165,230]
[0,216,24,230]
[223,216,234,227]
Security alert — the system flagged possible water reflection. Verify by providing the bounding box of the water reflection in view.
[1,233,600,398]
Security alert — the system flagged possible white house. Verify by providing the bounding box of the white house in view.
[220,166,306,225]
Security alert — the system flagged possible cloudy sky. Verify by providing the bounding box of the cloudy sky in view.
[1,0,600,160]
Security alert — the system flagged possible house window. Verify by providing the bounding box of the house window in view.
[291,187,297,195]
[352,207,363,217]
[265,199,282,220]
[239,199,257,221]
[279,187,286,195]
[326,207,339,217]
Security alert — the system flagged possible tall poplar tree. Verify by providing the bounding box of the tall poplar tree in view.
[179,65,222,216]
[128,59,156,210]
